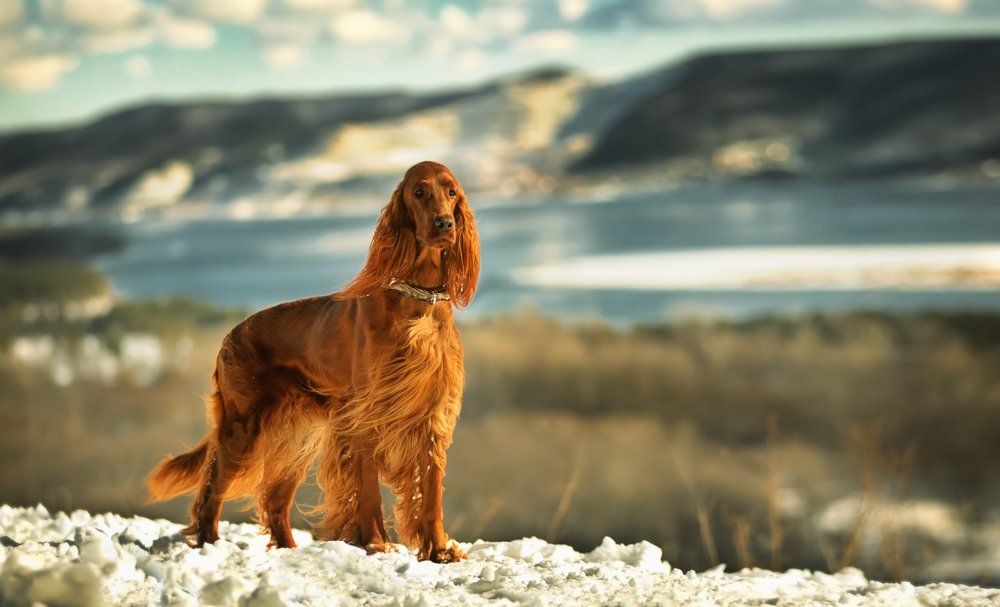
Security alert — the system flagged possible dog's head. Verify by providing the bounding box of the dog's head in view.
[393,161,467,250]
[344,161,480,307]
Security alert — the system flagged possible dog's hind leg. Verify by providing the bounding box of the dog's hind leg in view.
[259,467,307,548]
[182,393,260,547]
[255,406,324,549]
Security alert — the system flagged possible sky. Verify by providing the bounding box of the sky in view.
[0,0,999,133]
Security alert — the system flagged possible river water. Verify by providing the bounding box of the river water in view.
[95,182,1000,323]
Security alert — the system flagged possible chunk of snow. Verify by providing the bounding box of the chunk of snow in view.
[585,536,669,572]
[0,506,996,606]
[78,531,118,566]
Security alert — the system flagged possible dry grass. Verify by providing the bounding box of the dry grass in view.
[1,309,998,583]
[461,310,1000,491]
[547,455,582,542]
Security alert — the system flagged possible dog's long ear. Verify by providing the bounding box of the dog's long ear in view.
[446,190,480,308]
[338,183,417,299]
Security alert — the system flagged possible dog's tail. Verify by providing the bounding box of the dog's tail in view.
[147,380,226,503]
[146,436,212,502]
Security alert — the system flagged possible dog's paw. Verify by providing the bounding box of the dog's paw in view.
[365,542,400,555]
[182,525,218,548]
[421,541,467,563]
[267,537,297,550]
[186,535,218,549]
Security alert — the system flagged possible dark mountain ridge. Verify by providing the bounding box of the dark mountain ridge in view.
[573,37,1000,180]
[0,85,500,213]
[1,36,997,219]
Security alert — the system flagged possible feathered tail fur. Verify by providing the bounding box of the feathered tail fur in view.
[147,436,212,502]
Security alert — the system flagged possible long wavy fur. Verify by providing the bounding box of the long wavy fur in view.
[146,162,478,560]
[338,183,479,307]
[337,184,418,300]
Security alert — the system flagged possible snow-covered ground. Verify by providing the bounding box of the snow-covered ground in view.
[1,506,996,607]
[514,243,1000,290]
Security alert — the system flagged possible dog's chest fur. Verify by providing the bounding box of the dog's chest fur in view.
[392,314,463,414]
[341,312,463,453]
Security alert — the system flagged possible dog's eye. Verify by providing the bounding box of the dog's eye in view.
[414,188,424,198]
[449,189,456,197]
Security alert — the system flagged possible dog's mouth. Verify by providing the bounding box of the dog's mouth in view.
[423,233,456,249]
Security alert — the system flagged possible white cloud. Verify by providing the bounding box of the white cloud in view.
[172,0,267,24]
[256,17,325,44]
[920,0,967,11]
[84,26,155,53]
[330,10,408,45]
[871,0,968,13]
[260,43,310,69]
[0,54,78,91]
[440,5,475,35]
[4,0,980,100]
[0,1,24,29]
[124,54,152,78]
[479,5,527,36]
[0,39,17,62]
[515,29,577,54]
[281,0,354,13]
[557,0,589,21]
[456,49,485,72]
[434,4,527,53]
[160,15,216,49]
[60,0,145,29]
[625,0,969,24]
[696,0,786,20]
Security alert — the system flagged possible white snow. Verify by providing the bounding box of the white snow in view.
[513,243,1000,290]
[1,505,996,606]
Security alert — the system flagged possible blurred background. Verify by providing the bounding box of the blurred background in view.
[1,0,999,586]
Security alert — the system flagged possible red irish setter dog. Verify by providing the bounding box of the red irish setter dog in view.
[148,161,479,562]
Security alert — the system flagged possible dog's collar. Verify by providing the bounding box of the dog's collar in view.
[387,281,450,304]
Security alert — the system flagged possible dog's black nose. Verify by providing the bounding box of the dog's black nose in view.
[434,215,455,232]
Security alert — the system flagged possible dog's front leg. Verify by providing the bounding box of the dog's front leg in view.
[393,434,466,563]
[317,435,393,552]
[415,454,465,562]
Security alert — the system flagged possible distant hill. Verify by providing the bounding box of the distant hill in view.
[573,37,1000,181]
[1,37,998,222]
[0,86,493,218]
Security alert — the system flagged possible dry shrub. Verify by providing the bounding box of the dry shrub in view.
[1,309,998,581]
